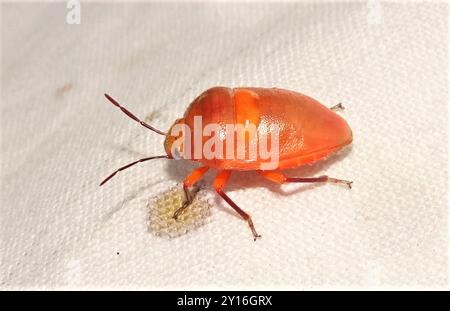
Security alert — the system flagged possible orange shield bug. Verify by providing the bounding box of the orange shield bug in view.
[100,87,353,240]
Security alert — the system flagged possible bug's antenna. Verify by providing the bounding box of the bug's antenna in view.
[100,155,170,186]
[104,93,167,136]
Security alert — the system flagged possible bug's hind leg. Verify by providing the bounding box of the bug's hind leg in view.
[259,171,353,189]
[173,166,209,220]
[213,170,261,241]
[330,102,345,111]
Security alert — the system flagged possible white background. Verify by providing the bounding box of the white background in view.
[1,1,448,288]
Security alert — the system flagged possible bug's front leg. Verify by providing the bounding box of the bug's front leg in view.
[173,166,209,220]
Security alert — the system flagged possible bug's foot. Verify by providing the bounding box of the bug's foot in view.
[327,177,353,189]
[173,197,194,220]
[247,218,261,241]
[173,183,203,220]
[253,234,262,241]
[172,204,186,220]
[330,103,345,111]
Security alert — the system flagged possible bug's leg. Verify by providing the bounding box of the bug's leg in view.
[330,102,345,111]
[173,166,209,220]
[259,171,353,189]
[213,170,261,241]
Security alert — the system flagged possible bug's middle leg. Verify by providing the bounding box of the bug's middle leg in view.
[213,170,261,241]
[173,166,209,220]
[259,171,353,189]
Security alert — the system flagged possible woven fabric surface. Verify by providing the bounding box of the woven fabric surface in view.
[1,1,448,289]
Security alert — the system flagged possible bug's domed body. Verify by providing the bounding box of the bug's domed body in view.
[176,87,352,170]
[102,89,354,240]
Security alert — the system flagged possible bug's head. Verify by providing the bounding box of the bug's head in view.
[164,118,187,159]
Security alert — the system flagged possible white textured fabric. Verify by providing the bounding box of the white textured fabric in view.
[1,1,448,289]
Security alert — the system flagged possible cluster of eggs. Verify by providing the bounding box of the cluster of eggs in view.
[148,184,212,238]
